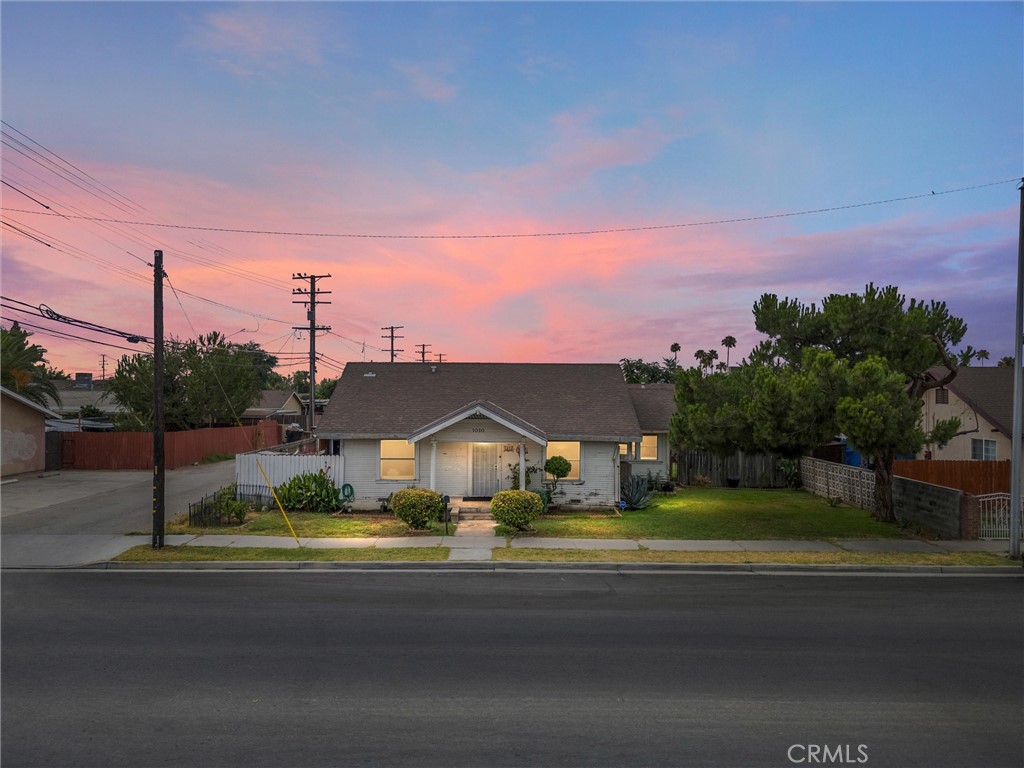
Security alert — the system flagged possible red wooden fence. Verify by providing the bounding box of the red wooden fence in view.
[62,420,282,471]
[892,460,1011,495]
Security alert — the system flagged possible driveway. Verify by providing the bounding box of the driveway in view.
[1,462,235,566]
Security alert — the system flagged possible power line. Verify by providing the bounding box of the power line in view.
[1,178,1016,240]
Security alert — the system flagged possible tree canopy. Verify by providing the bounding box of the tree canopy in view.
[1,322,62,408]
[673,284,968,521]
[110,332,267,431]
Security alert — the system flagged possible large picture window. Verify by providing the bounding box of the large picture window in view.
[380,440,415,480]
[546,441,580,481]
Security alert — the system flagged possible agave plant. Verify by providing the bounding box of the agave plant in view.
[620,474,657,510]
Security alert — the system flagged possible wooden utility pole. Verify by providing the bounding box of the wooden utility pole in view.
[1010,179,1023,559]
[416,343,431,363]
[381,325,404,363]
[292,273,331,433]
[151,250,165,549]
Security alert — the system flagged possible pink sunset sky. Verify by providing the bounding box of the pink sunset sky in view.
[2,3,1021,379]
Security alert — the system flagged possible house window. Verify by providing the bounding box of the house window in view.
[546,441,580,481]
[935,388,949,405]
[970,439,997,461]
[639,435,658,461]
[380,440,415,480]
[619,443,629,456]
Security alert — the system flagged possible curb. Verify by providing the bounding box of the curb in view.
[20,560,1023,575]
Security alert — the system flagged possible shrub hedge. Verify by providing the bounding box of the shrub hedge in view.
[392,488,445,530]
[491,489,543,530]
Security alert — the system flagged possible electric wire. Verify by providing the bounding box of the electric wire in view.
[2,178,1016,240]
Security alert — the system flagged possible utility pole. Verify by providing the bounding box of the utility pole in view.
[1010,179,1023,559]
[151,250,166,549]
[381,325,404,363]
[99,354,107,380]
[292,273,332,433]
[435,353,447,363]
[416,343,431,363]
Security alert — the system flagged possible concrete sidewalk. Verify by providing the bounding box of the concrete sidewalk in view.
[0,532,1015,568]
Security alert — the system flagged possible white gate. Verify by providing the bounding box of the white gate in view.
[235,452,344,500]
[977,493,1024,539]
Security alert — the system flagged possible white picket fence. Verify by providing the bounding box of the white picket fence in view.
[976,493,1024,540]
[235,452,344,500]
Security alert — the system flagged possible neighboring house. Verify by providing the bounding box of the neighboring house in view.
[1,386,59,476]
[623,383,675,481]
[50,388,124,419]
[316,363,662,508]
[921,366,1014,461]
[241,390,305,426]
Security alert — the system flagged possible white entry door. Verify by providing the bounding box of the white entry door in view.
[471,443,500,498]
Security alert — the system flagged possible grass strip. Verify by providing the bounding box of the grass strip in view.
[114,545,449,562]
[493,548,1013,567]
[168,512,450,539]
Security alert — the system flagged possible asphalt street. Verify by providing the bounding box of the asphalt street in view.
[2,572,1021,768]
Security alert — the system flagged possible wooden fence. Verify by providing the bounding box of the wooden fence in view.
[61,420,281,470]
[893,460,1010,495]
[676,450,789,488]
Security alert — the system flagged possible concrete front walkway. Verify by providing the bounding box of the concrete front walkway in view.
[0,532,1015,567]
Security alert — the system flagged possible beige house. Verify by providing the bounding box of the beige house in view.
[921,367,1014,461]
[316,363,676,509]
[1,386,59,476]
[241,390,305,426]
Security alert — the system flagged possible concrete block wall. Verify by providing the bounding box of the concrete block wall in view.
[891,476,962,539]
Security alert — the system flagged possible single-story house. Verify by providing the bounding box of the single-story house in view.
[1,386,60,476]
[921,366,1015,461]
[241,390,305,426]
[315,363,676,509]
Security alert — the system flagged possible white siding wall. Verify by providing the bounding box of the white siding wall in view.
[549,441,618,507]
[624,433,671,483]
[420,442,469,497]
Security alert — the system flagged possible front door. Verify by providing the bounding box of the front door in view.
[471,443,500,498]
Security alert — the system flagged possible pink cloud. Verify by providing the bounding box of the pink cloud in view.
[186,8,328,76]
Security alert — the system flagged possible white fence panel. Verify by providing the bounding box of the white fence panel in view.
[977,493,1024,539]
[235,452,344,497]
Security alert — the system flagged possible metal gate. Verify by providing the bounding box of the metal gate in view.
[977,493,1024,539]
[471,443,500,497]
[45,431,62,471]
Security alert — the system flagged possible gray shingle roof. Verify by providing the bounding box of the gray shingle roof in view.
[627,383,675,432]
[318,363,643,442]
[932,366,1017,438]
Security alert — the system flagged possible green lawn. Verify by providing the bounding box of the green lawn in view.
[510,488,904,540]
[168,511,453,538]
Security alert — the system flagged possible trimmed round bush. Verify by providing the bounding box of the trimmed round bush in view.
[544,455,572,482]
[490,489,543,531]
[391,488,445,530]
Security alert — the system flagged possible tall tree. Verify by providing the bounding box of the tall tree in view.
[721,335,737,368]
[110,332,264,431]
[997,356,1016,367]
[753,283,964,521]
[670,342,681,363]
[1,323,62,408]
[975,349,990,366]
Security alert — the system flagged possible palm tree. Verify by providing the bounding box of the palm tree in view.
[721,335,737,368]
[670,342,680,363]
[1,323,62,408]
[997,356,1016,367]
[976,349,989,366]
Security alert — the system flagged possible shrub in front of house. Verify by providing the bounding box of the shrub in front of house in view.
[274,470,343,514]
[391,488,445,530]
[490,489,543,531]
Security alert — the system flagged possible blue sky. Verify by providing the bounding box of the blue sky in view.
[2,2,1021,376]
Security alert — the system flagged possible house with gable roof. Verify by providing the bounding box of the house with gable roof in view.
[315,362,676,509]
[920,366,1015,461]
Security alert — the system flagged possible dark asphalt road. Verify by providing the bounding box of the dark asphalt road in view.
[3,572,1021,768]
